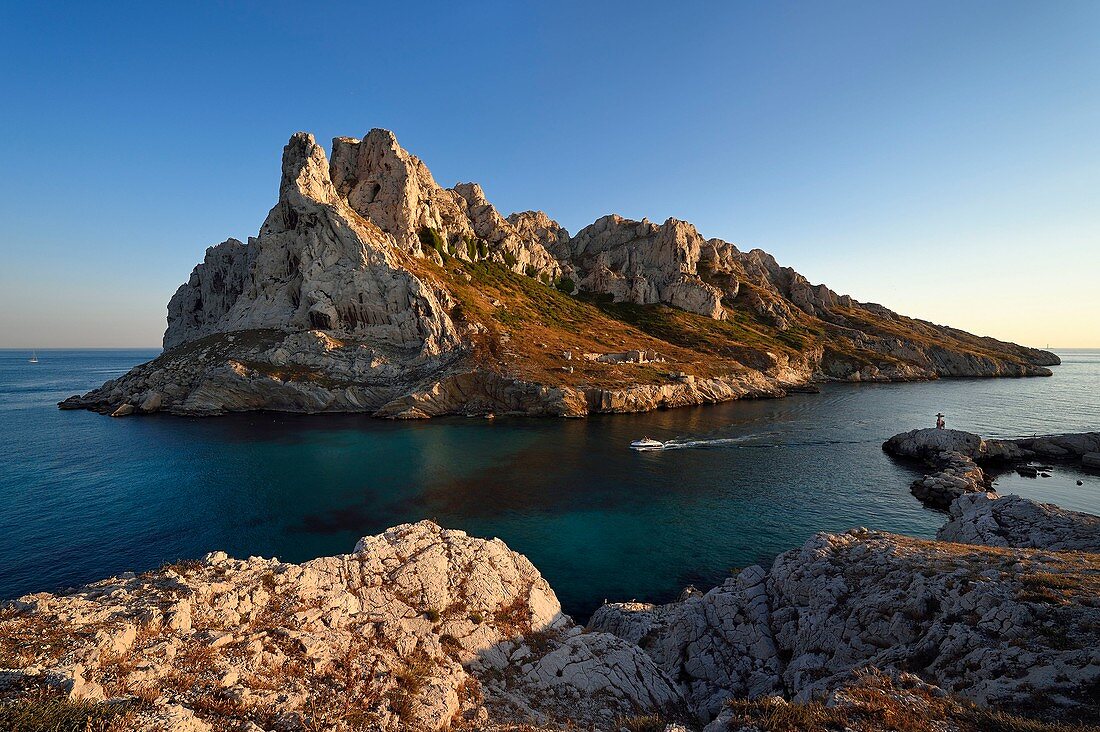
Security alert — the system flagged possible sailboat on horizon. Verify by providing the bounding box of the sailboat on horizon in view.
[29,349,38,364]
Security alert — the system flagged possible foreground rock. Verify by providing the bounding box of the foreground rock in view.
[592,528,1100,724]
[61,128,1057,419]
[0,522,680,731]
[4,512,1099,730]
[939,493,1100,551]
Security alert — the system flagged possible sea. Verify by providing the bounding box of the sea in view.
[1,348,1097,619]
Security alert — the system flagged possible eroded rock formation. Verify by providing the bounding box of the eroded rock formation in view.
[3,506,1097,731]
[884,428,1100,509]
[61,128,1060,418]
[939,493,1100,551]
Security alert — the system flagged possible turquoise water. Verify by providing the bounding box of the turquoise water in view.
[1,349,1097,618]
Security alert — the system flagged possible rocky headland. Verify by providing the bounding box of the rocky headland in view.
[3,489,1098,731]
[884,427,1100,509]
[60,128,1058,418]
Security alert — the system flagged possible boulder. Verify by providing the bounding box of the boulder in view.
[882,428,984,459]
[0,521,683,731]
[938,493,1100,552]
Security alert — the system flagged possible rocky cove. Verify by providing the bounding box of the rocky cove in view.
[2,429,1098,731]
[58,128,1059,420]
[20,128,1097,731]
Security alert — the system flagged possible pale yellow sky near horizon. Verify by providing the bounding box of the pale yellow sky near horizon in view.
[0,246,1096,351]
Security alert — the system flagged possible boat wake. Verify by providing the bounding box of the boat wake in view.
[635,435,759,451]
[632,434,874,452]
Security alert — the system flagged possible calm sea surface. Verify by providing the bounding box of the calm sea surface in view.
[1,349,1097,618]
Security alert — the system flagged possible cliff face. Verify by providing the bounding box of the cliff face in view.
[61,128,1059,418]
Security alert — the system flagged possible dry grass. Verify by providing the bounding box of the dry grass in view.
[0,609,76,668]
[493,596,532,635]
[723,670,1100,732]
[616,713,671,732]
[158,558,205,576]
[386,649,438,722]
[0,692,140,732]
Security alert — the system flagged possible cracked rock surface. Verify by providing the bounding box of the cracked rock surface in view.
[593,528,1100,725]
[0,521,681,731]
[938,492,1100,552]
[3,511,1099,730]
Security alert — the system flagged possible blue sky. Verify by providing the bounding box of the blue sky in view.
[1,1,1097,348]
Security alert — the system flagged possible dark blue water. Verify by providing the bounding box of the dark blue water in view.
[1,349,1097,618]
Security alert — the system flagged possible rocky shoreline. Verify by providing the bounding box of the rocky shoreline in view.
[2,451,1098,731]
[883,427,1100,509]
[59,128,1058,420]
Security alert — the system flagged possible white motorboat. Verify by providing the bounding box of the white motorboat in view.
[629,437,665,451]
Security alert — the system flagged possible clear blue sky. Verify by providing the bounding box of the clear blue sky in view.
[1,1,1097,348]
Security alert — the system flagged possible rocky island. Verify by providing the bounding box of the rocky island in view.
[60,129,1059,418]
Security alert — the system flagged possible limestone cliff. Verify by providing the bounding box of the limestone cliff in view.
[61,128,1060,418]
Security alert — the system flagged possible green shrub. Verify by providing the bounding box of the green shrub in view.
[556,277,575,294]
[468,611,484,625]
[423,608,440,622]
[524,264,537,278]
[477,240,489,258]
[418,226,445,255]
[465,237,478,259]
[502,251,518,268]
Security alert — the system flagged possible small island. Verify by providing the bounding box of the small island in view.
[60,129,1057,420]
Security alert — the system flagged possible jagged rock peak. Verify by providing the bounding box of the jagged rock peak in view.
[59,127,1061,420]
[327,129,563,279]
[279,131,342,208]
[163,129,462,354]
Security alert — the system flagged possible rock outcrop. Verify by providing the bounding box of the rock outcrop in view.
[938,493,1100,551]
[61,128,1060,418]
[0,522,681,731]
[559,215,728,320]
[592,528,1100,724]
[884,428,1100,509]
[5,515,1097,730]
[165,133,463,354]
[882,429,992,508]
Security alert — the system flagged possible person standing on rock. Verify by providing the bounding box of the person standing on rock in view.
[936,413,946,429]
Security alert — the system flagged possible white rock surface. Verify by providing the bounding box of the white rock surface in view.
[594,528,1100,723]
[938,492,1100,551]
[589,564,782,720]
[0,521,683,731]
[165,132,462,354]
